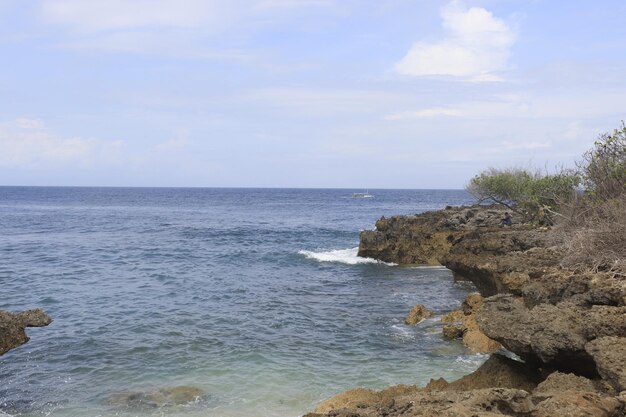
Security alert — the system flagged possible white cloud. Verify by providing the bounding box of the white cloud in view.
[384,107,461,120]
[39,0,341,56]
[40,0,220,32]
[395,1,516,81]
[0,118,124,168]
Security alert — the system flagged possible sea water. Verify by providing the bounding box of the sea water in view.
[0,187,480,417]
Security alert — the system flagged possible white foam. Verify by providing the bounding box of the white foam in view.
[298,247,396,266]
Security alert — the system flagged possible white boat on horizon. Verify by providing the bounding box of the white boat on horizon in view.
[352,190,374,198]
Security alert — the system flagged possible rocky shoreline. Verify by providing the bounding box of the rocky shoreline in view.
[306,205,625,417]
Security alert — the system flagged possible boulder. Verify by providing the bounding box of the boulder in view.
[0,308,52,355]
[440,294,501,353]
[444,354,542,392]
[313,385,418,414]
[534,372,615,396]
[531,391,622,417]
[586,337,626,392]
[404,305,433,325]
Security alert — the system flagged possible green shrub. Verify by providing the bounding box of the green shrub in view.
[466,168,580,224]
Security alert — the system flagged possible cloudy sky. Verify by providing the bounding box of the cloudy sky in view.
[1,0,624,188]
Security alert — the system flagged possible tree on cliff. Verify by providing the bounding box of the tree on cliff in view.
[466,167,580,224]
[579,121,626,201]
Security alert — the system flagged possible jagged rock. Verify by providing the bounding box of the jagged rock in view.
[308,388,534,417]
[357,206,507,265]
[531,391,623,417]
[443,354,542,392]
[440,294,501,353]
[534,372,615,395]
[313,385,419,414]
[0,308,52,355]
[404,304,433,325]
[586,337,626,392]
[107,386,204,409]
[442,324,464,339]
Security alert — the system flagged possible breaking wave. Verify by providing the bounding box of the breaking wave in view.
[298,247,396,265]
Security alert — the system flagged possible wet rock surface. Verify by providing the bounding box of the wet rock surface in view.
[404,304,433,325]
[0,308,52,355]
[308,205,626,417]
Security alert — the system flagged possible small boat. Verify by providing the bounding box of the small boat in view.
[352,190,374,198]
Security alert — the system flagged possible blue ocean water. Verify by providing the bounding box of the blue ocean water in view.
[0,187,479,417]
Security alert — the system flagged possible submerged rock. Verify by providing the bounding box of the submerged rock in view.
[0,308,52,355]
[107,386,204,409]
[404,304,433,325]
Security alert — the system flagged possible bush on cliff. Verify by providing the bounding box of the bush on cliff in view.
[560,123,626,276]
[466,168,580,224]
[579,121,626,201]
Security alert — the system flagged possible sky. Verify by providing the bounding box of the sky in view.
[1,0,625,188]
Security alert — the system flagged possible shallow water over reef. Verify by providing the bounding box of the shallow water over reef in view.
[0,187,481,417]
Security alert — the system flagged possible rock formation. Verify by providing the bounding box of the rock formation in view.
[0,308,52,355]
[404,304,433,325]
[308,205,626,417]
[441,293,501,353]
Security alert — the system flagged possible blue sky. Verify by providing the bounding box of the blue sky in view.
[1,0,625,188]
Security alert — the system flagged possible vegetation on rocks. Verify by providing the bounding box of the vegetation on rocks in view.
[466,167,580,224]
[560,123,626,277]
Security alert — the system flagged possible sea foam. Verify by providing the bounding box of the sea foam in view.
[298,247,395,265]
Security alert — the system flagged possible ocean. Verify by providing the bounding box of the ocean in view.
[0,187,481,417]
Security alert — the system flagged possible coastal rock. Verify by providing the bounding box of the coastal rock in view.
[586,337,626,392]
[534,372,615,395]
[404,304,433,325]
[316,205,626,417]
[435,354,542,392]
[313,385,419,414]
[307,388,534,417]
[531,391,622,417]
[440,294,501,353]
[107,386,204,409]
[0,308,52,355]
[477,295,625,375]
[442,324,464,340]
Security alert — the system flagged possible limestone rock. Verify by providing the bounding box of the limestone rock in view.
[404,305,433,325]
[309,388,534,417]
[445,354,542,392]
[586,337,626,392]
[0,308,52,355]
[531,391,623,417]
[477,295,625,376]
[442,324,464,340]
[534,372,615,396]
[441,294,501,353]
[313,385,419,414]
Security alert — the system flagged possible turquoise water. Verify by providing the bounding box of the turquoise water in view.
[0,187,481,417]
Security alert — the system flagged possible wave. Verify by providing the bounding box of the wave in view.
[298,247,396,265]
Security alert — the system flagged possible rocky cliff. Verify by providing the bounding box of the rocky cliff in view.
[308,205,626,416]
